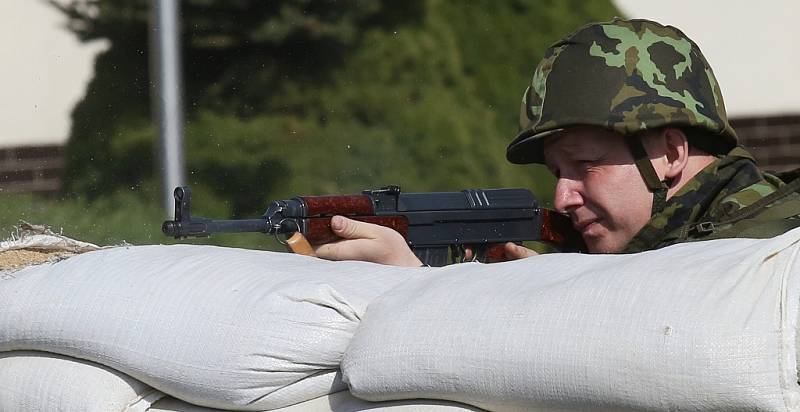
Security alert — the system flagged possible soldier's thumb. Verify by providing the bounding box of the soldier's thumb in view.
[330,216,375,240]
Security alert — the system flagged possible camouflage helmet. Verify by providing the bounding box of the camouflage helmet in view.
[506,18,738,164]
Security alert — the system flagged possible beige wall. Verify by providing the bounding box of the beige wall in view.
[614,0,800,118]
[0,1,108,148]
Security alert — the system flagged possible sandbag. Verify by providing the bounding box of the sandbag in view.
[149,391,484,412]
[0,351,164,412]
[0,245,418,410]
[0,222,100,271]
[343,228,800,411]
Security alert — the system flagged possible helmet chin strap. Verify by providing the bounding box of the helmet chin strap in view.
[623,134,672,217]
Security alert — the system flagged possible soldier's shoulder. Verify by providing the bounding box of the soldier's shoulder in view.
[711,172,800,239]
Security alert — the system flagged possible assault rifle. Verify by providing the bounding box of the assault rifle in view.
[162,186,584,266]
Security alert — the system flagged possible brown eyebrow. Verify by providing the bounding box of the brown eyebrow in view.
[546,143,591,158]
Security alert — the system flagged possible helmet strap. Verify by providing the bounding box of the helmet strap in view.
[623,134,672,216]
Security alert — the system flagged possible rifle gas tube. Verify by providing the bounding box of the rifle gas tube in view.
[162,186,584,266]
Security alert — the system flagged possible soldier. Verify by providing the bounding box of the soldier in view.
[314,18,800,265]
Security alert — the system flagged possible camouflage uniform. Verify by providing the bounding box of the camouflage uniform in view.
[623,147,800,253]
[505,18,800,252]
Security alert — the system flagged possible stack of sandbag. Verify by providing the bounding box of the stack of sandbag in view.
[343,227,800,411]
[4,227,800,411]
[0,243,478,411]
[0,351,478,412]
[0,351,163,411]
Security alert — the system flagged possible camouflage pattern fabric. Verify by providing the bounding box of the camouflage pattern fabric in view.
[507,18,737,164]
[622,147,800,253]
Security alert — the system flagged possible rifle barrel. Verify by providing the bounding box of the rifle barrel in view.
[162,218,268,238]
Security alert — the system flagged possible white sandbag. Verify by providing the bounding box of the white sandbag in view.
[0,222,101,271]
[0,351,164,412]
[343,228,800,411]
[148,391,484,412]
[0,222,100,253]
[0,245,418,410]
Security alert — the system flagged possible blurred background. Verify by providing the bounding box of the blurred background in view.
[1,0,798,249]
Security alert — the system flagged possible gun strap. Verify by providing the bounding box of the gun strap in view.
[686,173,800,236]
[624,134,672,216]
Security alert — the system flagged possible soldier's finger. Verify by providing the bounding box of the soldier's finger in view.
[463,247,474,262]
[314,239,363,261]
[504,242,538,260]
[330,216,380,240]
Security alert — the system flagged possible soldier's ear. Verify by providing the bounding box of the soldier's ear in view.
[661,128,690,179]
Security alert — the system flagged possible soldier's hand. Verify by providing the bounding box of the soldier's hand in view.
[463,242,539,262]
[502,242,539,260]
[313,216,423,267]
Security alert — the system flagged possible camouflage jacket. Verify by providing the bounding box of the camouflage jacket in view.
[623,147,800,253]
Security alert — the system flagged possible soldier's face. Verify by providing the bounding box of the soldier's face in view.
[543,127,654,253]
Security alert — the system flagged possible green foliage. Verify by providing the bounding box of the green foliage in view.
[0,192,281,249]
[38,0,618,245]
[1,191,163,246]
